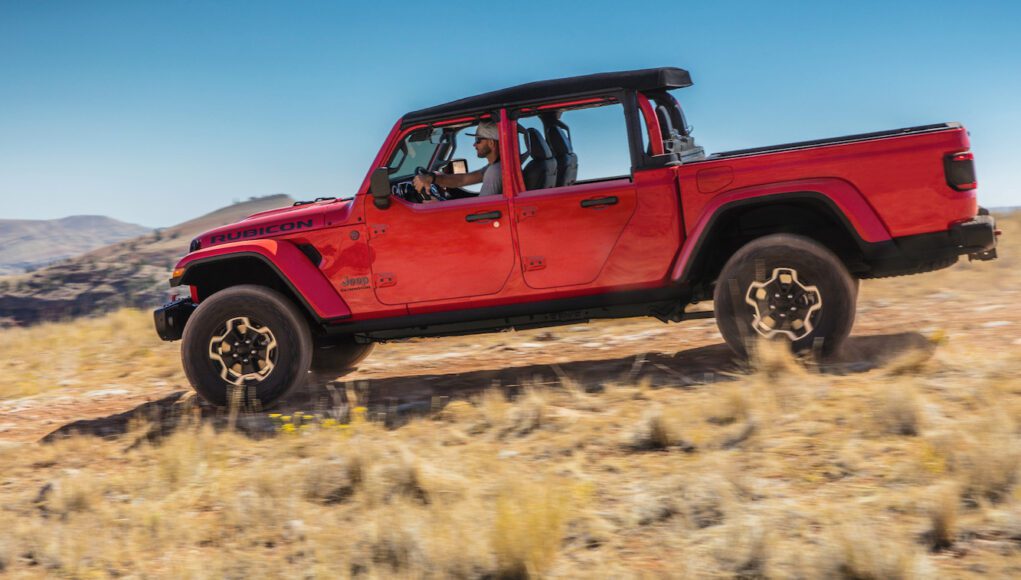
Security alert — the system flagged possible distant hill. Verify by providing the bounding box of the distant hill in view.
[0,215,150,276]
[0,195,294,327]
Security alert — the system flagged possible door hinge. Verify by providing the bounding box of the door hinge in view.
[370,224,388,237]
[524,256,546,271]
[375,273,396,288]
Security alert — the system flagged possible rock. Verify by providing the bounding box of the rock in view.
[34,482,55,517]
[981,320,1012,328]
[85,389,131,398]
[283,519,306,541]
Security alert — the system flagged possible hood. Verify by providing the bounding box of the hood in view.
[193,197,356,250]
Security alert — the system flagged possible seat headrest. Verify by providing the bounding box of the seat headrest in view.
[526,127,554,161]
[545,121,572,157]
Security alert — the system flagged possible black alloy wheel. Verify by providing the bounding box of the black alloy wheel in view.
[181,285,312,408]
[713,234,858,357]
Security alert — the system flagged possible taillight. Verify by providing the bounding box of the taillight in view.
[944,151,977,191]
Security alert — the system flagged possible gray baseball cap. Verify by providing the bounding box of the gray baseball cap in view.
[467,121,499,140]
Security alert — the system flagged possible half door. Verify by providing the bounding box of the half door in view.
[511,101,638,289]
[365,196,514,305]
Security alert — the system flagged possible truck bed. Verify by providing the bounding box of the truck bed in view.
[705,122,960,161]
[678,122,976,240]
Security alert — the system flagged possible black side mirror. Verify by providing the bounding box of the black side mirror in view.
[370,167,391,209]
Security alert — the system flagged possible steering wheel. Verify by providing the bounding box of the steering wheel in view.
[415,167,447,200]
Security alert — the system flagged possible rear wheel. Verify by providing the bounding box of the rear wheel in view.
[713,234,857,357]
[181,285,312,408]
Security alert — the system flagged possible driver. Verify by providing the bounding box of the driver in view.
[412,121,501,198]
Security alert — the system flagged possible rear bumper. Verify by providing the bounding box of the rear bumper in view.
[863,213,998,278]
[949,214,998,258]
[153,298,197,341]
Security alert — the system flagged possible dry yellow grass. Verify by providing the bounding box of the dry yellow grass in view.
[0,340,1018,577]
[0,212,1018,577]
[0,308,184,399]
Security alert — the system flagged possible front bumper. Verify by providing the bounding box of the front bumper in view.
[154,298,197,341]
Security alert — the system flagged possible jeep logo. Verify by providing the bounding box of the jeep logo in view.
[340,276,370,290]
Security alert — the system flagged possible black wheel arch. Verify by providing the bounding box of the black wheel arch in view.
[678,192,873,299]
[178,253,327,333]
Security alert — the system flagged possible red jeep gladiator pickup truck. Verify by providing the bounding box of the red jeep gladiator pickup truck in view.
[154,67,999,407]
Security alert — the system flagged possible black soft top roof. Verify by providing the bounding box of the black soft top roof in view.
[402,67,691,125]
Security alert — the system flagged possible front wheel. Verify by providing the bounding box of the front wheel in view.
[181,285,312,408]
[713,234,857,358]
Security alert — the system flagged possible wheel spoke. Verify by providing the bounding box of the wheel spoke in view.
[744,267,823,341]
[208,316,278,386]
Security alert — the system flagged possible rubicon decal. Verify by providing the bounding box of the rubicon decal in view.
[209,219,314,244]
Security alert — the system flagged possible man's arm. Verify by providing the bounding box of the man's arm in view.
[413,167,484,193]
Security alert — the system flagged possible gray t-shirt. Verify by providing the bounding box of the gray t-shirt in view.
[480,161,502,196]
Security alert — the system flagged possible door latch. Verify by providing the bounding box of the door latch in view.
[580,196,618,208]
[466,211,501,222]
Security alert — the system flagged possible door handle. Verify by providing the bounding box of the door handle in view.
[580,196,618,208]
[466,210,501,222]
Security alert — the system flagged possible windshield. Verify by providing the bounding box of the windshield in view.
[387,129,442,180]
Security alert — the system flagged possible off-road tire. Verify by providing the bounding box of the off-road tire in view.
[181,285,312,408]
[713,234,857,358]
[310,337,375,379]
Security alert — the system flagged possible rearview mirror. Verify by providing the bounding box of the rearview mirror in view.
[369,167,391,209]
[444,159,468,174]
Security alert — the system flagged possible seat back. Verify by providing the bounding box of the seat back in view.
[647,93,706,162]
[656,105,685,155]
[545,120,578,187]
[522,128,557,190]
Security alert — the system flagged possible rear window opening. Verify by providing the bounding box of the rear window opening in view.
[514,100,633,191]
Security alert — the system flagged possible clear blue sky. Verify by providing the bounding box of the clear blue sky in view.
[2,0,1018,228]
